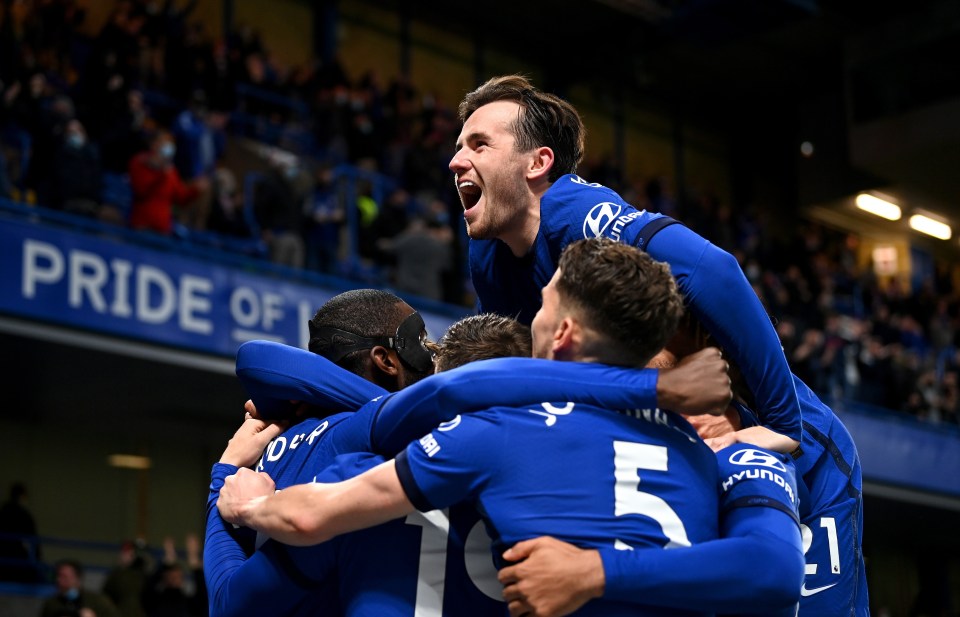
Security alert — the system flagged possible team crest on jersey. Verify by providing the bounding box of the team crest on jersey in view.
[728,448,787,472]
[582,202,623,238]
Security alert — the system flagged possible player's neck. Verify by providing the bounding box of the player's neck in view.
[501,183,549,257]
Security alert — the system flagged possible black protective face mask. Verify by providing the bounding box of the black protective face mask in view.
[308,311,434,373]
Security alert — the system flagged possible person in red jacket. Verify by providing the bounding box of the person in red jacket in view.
[128,130,208,234]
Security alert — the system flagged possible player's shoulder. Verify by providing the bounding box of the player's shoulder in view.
[542,175,663,245]
[542,174,627,214]
[313,451,387,483]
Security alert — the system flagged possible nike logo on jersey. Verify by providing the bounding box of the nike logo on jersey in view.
[800,582,838,597]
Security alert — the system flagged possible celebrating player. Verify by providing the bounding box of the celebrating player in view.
[218,239,803,617]
[206,291,523,616]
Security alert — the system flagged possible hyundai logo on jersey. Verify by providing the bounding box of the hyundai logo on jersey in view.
[728,448,788,472]
[582,202,623,238]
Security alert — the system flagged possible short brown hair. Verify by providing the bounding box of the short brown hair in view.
[556,238,683,366]
[433,313,532,372]
[458,74,584,182]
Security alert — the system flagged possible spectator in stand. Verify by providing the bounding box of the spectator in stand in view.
[369,187,410,266]
[99,89,151,175]
[41,559,120,617]
[15,79,75,206]
[252,153,306,268]
[205,166,249,238]
[354,181,380,263]
[171,90,218,231]
[0,482,41,583]
[304,164,343,274]
[141,536,206,617]
[102,540,149,617]
[377,213,452,301]
[51,119,103,217]
[128,130,208,235]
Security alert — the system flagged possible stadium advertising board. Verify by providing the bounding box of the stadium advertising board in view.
[0,219,456,357]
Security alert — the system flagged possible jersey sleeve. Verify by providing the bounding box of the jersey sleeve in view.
[205,463,334,617]
[599,443,803,612]
[371,358,658,456]
[599,506,803,613]
[716,444,800,525]
[393,413,502,512]
[641,223,801,441]
[235,340,387,419]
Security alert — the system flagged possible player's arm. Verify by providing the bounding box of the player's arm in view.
[500,444,804,615]
[206,485,332,617]
[643,223,801,449]
[499,510,802,617]
[235,340,386,419]
[207,452,376,617]
[204,415,284,572]
[204,419,293,612]
[217,460,415,546]
[603,507,802,610]
[499,507,801,617]
[372,349,731,456]
[704,424,799,454]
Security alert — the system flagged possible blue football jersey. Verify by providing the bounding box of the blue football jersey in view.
[205,402,506,617]
[468,174,801,441]
[734,377,867,617]
[397,403,719,617]
[593,443,803,616]
[235,341,661,458]
[792,380,868,617]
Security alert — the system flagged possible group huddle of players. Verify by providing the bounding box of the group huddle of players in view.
[201,75,870,617]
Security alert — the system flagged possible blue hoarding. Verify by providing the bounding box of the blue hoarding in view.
[0,219,458,357]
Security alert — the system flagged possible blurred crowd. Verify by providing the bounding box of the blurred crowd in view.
[2,482,204,617]
[39,536,205,617]
[0,0,460,299]
[0,0,958,427]
[593,171,960,429]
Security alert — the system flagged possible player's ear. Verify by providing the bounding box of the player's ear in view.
[527,146,554,182]
[552,317,577,358]
[370,346,401,377]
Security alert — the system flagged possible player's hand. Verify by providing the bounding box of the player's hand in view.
[219,414,285,467]
[685,407,740,441]
[704,431,739,452]
[499,536,604,617]
[708,425,799,454]
[218,467,275,526]
[656,347,731,415]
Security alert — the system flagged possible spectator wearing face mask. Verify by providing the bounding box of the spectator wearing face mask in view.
[40,559,120,617]
[128,130,208,235]
[51,119,103,217]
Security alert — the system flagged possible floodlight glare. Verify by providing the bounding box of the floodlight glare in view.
[909,214,951,240]
[855,193,901,220]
